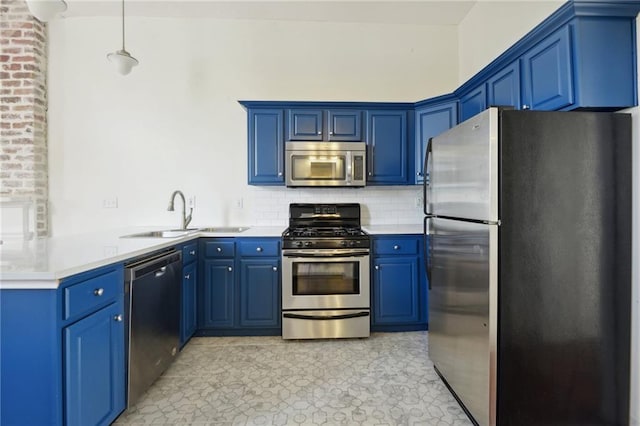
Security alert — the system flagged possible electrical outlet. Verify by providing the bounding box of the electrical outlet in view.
[415,196,422,208]
[188,196,196,209]
[236,198,244,209]
[102,197,118,209]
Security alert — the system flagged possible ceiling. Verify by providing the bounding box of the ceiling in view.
[60,1,478,26]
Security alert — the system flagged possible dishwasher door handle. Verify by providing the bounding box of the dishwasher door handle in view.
[154,266,167,278]
[127,250,182,280]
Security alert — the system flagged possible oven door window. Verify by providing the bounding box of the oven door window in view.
[291,155,346,181]
[292,261,359,295]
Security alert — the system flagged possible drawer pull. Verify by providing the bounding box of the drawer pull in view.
[94,288,104,296]
[189,250,196,255]
[228,267,233,272]
[375,265,379,270]
[256,247,263,252]
[393,245,400,250]
[217,247,222,252]
[114,314,123,322]
[185,274,191,279]
[272,266,277,271]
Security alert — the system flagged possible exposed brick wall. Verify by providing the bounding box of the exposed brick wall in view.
[0,0,48,237]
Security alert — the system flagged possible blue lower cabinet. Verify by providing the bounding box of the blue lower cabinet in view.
[239,259,280,328]
[180,261,197,345]
[373,257,419,324]
[198,237,281,335]
[64,301,125,426]
[201,259,236,328]
[371,235,427,332]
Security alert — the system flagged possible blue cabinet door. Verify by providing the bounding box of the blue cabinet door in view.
[521,25,573,111]
[248,108,284,185]
[201,259,235,328]
[239,259,280,328]
[415,102,457,184]
[287,109,323,140]
[327,109,362,141]
[366,110,408,184]
[372,257,420,325]
[459,84,487,122]
[64,302,125,426]
[180,262,197,345]
[487,60,521,109]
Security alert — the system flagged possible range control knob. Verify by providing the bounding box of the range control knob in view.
[340,241,348,247]
[294,241,303,248]
[304,241,312,247]
[349,241,356,247]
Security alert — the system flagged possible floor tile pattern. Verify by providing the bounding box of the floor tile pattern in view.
[114,332,472,425]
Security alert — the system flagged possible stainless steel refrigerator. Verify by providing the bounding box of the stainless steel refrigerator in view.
[423,107,631,426]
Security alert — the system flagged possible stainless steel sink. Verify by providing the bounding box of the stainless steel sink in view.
[197,226,250,233]
[121,229,199,238]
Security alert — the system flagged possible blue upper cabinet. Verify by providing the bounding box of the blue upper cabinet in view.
[521,25,573,111]
[287,109,323,140]
[487,60,521,109]
[459,84,487,122]
[415,99,457,184]
[287,109,362,141]
[247,108,284,185]
[365,110,409,184]
[327,110,362,141]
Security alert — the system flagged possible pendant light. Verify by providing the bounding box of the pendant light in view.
[107,0,138,75]
[26,0,67,22]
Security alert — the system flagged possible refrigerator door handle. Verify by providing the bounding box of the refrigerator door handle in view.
[423,137,433,215]
[424,216,432,289]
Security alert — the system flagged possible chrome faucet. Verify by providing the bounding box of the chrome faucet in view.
[167,190,193,230]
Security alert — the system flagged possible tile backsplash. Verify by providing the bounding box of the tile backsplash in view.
[248,186,423,226]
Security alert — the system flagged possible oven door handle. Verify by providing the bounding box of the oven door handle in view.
[283,311,370,321]
[282,250,370,258]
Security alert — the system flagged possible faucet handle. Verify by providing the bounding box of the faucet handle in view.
[184,207,193,229]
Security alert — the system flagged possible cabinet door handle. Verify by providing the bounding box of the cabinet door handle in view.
[185,274,191,279]
[375,265,379,270]
[393,245,400,250]
[329,131,333,135]
[522,104,530,110]
[94,288,104,296]
[217,247,222,252]
[256,247,263,252]
[317,131,322,135]
[114,314,123,322]
[278,172,283,177]
[189,250,196,255]
[228,267,233,272]
[272,266,278,271]
[417,172,423,177]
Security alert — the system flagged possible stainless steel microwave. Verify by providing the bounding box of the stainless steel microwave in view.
[285,141,366,187]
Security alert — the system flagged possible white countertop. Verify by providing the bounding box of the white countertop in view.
[0,226,285,287]
[363,224,424,235]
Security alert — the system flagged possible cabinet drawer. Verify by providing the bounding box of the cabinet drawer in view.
[373,238,419,255]
[64,270,120,320]
[238,240,280,257]
[182,242,198,264]
[203,241,235,258]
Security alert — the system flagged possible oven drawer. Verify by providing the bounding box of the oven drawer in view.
[203,240,236,258]
[238,239,280,257]
[373,237,419,256]
[282,309,370,339]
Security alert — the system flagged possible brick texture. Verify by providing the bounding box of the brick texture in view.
[0,0,48,236]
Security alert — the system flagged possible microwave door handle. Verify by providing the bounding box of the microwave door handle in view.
[346,151,352,184]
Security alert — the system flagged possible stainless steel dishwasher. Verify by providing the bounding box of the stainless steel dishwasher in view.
[125,249,182,407]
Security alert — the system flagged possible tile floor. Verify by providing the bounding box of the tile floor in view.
[114,332,472,425]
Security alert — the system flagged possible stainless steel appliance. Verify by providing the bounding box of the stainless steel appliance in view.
[124,249,182,407]
[424,107,632,426]
[282,203,370,339]
[285,141,366,187]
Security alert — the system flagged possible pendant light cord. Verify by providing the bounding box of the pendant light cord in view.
[121,0,126,51]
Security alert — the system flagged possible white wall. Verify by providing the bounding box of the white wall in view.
[457,0,563,84]
[46,17,457,235]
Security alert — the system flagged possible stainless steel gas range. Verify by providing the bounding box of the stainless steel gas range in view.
[281,203,371,339]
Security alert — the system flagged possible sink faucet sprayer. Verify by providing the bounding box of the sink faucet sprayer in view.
[167,190,193,230]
